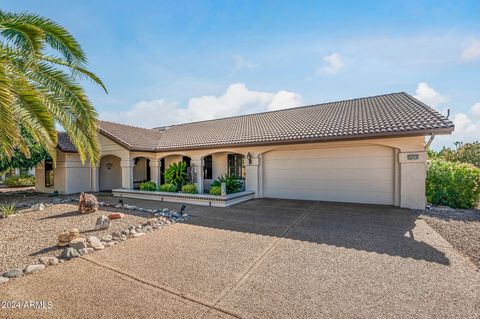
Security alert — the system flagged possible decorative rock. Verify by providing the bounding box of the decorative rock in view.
[78,192,99,214]
[98,202,105,206]
[115,203,123,208]
[0,277,9,284]
[94,215,110,230]
[108,213,124,220]
[78,247,94,255]
[31,203,45,211]
[69,237,88,250]
[24,264,45,275]
[105,241,115,247]
[101,234,113,242]
[88,236,104,250]
[133,232,146,238]
[3,268,24,278]
[58,228,80,247]
[125,205,137,210]
[39,256,59,266]
[60,247,80,259]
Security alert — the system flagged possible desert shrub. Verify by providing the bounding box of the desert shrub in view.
[4,175,35,187]
[159,183,177,192]
[164,161,188,190]
[139,181,157,191]
[426,159,480,209]
[209,186,222,195]
[0,201,17,218]
[211,174,242,194]
[181,183,198,194]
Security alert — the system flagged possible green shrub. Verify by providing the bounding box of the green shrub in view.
[181,183,198,194]
[0,201,17,218]
[164,161,188,190]
[4,175,35,187]
[211,174,242,194]
[159,183,177,192]
[139,181,157,191]
[209,186,222,195]
[426,159,480,209]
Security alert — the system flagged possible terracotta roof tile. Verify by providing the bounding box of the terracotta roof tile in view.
[62,92,454,153]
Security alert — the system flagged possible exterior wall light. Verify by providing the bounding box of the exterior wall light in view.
[246,152,252,164]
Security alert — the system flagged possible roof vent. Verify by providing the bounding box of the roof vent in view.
[153,126,171,132]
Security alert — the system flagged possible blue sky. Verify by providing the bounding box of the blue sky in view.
[3,0,480,148]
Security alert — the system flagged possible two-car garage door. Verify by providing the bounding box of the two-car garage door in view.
[262,145,395,205]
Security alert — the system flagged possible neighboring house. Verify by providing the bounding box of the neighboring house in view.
[35,92,453,209]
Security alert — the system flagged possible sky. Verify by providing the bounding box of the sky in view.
[3,0,480,149]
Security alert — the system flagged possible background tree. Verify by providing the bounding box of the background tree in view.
[0,128,47,171]
[0,10,106,164]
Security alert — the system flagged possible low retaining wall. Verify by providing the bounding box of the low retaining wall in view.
[111,189,255,207]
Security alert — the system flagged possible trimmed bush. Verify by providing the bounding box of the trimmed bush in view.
[4,175,35,187]
[159,183,177,192]
[181,183,198,194]
[139,181,157,191]
[426,159,480,209]
[209,186,222,195]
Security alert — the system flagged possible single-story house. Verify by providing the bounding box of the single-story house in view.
[35,92,454,209]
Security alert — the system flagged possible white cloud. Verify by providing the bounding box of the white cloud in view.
[230,55,255,75]
[100,83,303,128]
[319,53,344,75]
[471,102,480,117]
[461,40,480,62]
[433,104,480,149]
[413,82,449,108]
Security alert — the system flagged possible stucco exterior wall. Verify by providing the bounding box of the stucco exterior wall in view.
[99,155,122,191]
[37,134,428,209]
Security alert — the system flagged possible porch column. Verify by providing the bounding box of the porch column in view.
[149,160,161,186]
[244,154,260,198]
[91,166,99,192]
[190,158,204,194]
[120,160,134,189]
[398,151,426,210]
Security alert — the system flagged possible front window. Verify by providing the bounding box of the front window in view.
[228,154,245,180]
[45,159,54,188]
[204,155,212,179]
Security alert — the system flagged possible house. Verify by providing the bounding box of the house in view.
[35,92,454,209]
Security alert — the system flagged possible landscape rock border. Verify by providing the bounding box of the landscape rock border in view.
[0,198,191,285]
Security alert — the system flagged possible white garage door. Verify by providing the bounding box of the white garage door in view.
[263,145,395,205]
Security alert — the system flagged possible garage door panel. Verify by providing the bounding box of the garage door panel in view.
[263,146,395,205]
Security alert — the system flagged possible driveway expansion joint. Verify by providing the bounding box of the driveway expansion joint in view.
[200,202,319,318]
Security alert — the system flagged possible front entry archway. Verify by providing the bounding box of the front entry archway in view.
[99,155,122,191]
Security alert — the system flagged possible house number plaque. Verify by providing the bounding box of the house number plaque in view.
[407,154,419,160]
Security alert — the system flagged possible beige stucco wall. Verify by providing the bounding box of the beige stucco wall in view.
[99,155,122,191]
[133,157,148,182]
[37,133,429,209]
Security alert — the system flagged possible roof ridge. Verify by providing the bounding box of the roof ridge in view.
[163,91,406,129]
[99,120,160,132]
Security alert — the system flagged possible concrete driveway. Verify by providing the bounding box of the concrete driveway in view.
[1,198,479,318]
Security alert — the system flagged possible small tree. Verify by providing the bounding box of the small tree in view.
[0,129,48,172]
[164,161,188,191]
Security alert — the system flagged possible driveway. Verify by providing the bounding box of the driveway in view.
[1,198,479,318]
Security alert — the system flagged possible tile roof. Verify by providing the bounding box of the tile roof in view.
[61,92,454,153]
[57,132,77,152]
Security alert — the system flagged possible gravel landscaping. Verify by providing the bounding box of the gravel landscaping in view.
[421,208,480,270]
[0,202,150,274]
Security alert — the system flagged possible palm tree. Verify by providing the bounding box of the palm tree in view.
[0,10,106,164]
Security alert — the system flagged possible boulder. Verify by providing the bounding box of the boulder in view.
[57,228,80,247]
[3,268,24,278]
[69,237,88,250]
[60,247,80,259]
[24,264,45,275]
[78,192,99,214]
[39,256,59,266]
[31,203,45,211]
[0,277,9,284]
[108,213,124,220]
[88,236,105,250]
[94,215,110,230]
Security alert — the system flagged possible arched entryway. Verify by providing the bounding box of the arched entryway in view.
[133,157,151,189]
[99,155,122,191]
